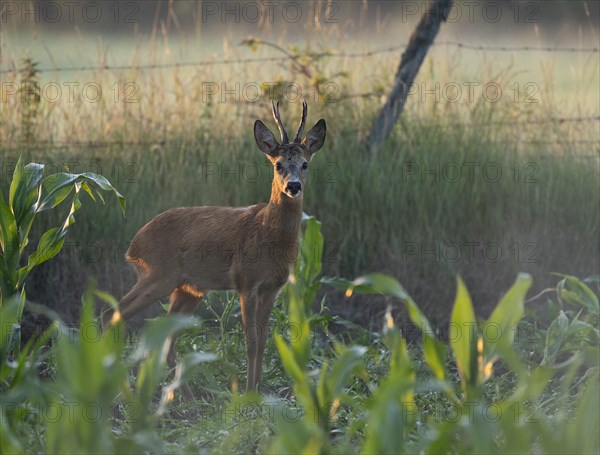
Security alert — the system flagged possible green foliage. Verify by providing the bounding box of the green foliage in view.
[322,270,598,454]
[1,297,56,454]
[484,274,531,361]
[294,214,324,310]
[450,277,478,393]
[45,288,129,454]
[0,156,125,343]
[1,214,598,454]
[271,221,598,455]
[322,273,449,385]
[271,216,366,454]
[0,283,213,454]
[541,275,599,367]
[362,310,415,455]
[557,275,599,315]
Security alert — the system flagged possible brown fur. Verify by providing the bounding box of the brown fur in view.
[103,104,326,391]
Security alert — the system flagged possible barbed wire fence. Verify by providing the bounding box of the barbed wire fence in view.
[1,40,599,154]
[1,41,598,75]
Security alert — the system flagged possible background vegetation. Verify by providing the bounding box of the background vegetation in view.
[2,36,598,326]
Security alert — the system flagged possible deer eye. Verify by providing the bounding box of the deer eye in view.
[275,162,283,173]
[302,162,308,170]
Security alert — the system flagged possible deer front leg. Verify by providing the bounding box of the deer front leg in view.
[240,292,259,392]
[254,288,278,391]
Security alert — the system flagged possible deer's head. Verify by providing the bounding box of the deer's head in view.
[254,101,326,199]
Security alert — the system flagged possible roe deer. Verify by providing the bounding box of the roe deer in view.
[103,101,326,391]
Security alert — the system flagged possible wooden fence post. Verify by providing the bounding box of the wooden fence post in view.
[366,0,453,152]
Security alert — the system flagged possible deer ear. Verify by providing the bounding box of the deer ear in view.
[254,120,279,156]
[303,119,326,156]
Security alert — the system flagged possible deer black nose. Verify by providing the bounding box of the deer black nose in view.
[287,181,301,195]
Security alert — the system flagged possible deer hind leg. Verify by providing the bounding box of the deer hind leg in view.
[239,291,259,392]
[165,285,204,369]
[103,273,176,328]
[254,288,278,391]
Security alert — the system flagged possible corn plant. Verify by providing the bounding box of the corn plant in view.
[0,297,58,454]
[0,156,125,351]
[361,308,416,454]
[293,214,324,311]
[326,272,572,454]
[1,283,214,454]
[270,216,366,454]
[541,275,599,367]
[47,287,215,454]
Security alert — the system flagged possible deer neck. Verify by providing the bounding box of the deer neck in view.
[264,179,303,237]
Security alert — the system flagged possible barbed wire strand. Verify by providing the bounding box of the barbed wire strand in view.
[3,138,598,152]
[423,116,600,128]
[1,41,598,75]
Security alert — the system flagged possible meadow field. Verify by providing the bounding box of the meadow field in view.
[1,1,599,453]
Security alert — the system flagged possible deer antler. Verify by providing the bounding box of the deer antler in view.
[294,100,308,143]
[271,101,289,144]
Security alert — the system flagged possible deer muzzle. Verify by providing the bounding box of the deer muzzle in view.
[285,181,302,197]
